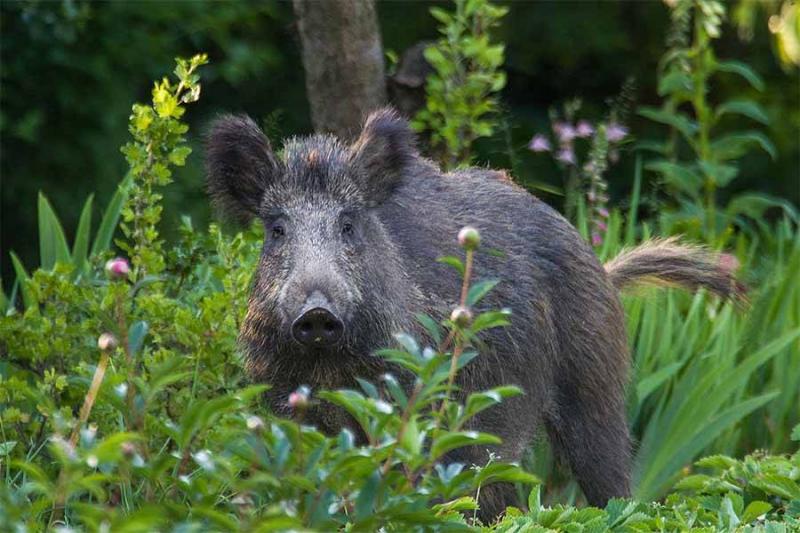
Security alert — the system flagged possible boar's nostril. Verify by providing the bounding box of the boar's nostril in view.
[292,307,344,347]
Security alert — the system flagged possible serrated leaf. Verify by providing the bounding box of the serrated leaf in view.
[752,474,800,500]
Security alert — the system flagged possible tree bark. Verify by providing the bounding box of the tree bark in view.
[293,0,387,140]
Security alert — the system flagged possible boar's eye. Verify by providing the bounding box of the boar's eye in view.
[342,221,353,236]
[271,224,285,239]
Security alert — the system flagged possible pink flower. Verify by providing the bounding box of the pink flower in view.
[105,257,130,279]
[591,233,603,246]
[596,207,610,218]
[556,148,576,166]
[606,123,628,142]
[554,122,576,143]
[596,221,608,232]
[576,120,594,138]
[528,134,551,153]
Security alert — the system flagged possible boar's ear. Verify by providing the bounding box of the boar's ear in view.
[349,108,417,205]
[205,114,280,225]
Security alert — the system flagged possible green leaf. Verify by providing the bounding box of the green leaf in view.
[38,192,71,270]
[658,70,692,97]
[711,131,777,161]
[437,255,465,276]
[355,471,380,520]
[645,160,703,199]
[715,60,765,91]
[416,313,443,345]
[471,308,511,332]
[726,192,799,222]
[638,107,698,142]
[742,501,772,523]
[72,194,94,273]
[430,431,501,460]
[695,454,738,470]
[127,321,149,356]
[715,100,769,125]
[91,175,131,257]
[9,252,34,309]
[0,441,17,456]
[466,279,499,306]
[792,424,800,442]
[698,160,739,188]
[752,474,800,500]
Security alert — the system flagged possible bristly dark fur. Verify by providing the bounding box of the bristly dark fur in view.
[349,108,419,204]
[604,237,748,304]
[205,107,746,522]
[205,114,281,225]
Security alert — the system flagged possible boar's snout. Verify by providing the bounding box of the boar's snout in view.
[291,291,344,347]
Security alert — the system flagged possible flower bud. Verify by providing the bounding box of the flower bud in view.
[246,415,265,431]
[288,385,311,410]
[457,226,481,251]
[121,441,136,456]
[97,332,118,352]
[105,257,130,279]
[450,306,473,328]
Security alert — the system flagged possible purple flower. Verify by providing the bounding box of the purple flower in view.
[606,123,628,142]
[528,134,551,153]
[596,221,608,232]
[556,147,576,166]
[576,120,594,138]
[591,233,603,246]
[554,121,576,143]
[596,207,610,218]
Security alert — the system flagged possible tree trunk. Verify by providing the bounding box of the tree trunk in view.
[293,0,387,140]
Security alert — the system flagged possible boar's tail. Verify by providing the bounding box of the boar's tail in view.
[603,237,747,303]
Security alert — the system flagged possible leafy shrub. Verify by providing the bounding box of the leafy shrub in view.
[412,0,508,169]
[639,0,797,242]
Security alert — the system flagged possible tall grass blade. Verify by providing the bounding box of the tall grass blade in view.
[37,192,71,270]
[91,175,131,257]
[72,194,94,274]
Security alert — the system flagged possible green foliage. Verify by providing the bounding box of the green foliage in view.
[639,0,796,243]
[118,54,208,280]
[412,0,508,169]
[1,180,130,315]
[497,445,800,532]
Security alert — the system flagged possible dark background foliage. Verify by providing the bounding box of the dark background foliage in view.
[1,0,797,280]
